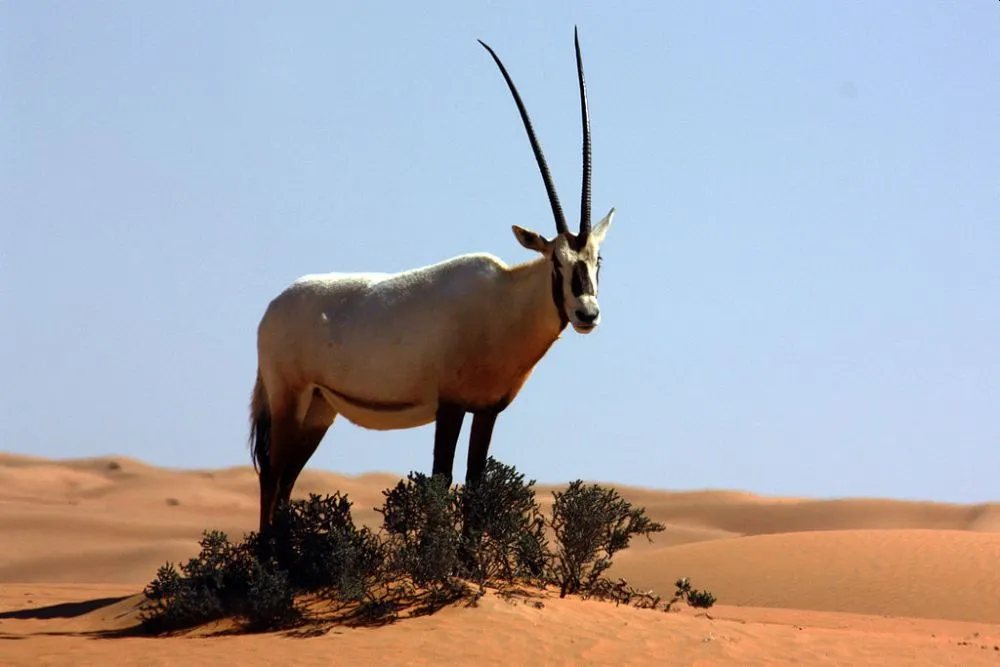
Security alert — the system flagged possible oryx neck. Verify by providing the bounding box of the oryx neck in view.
[509,255,568,338]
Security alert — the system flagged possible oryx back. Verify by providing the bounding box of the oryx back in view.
[256,252,558,431]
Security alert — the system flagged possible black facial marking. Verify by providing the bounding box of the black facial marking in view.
[571,260,595,297]
[550,257,570,330]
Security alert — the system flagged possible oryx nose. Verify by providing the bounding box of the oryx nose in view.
[576,309,599,324]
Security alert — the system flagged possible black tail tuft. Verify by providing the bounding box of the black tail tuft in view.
[249,369,271,479]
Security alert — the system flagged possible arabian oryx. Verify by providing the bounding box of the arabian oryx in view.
[249,27,615,534]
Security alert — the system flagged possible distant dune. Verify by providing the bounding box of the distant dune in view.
[2,452,999,665]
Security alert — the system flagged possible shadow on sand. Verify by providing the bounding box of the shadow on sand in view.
[0,596,130,621]
[0,584,550,640]
[0,594,149,640]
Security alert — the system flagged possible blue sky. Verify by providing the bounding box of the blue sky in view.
[2,2,998,502]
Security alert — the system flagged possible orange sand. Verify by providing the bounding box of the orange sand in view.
[2,453,999,665]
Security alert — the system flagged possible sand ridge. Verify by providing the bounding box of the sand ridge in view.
[1,453,999,665]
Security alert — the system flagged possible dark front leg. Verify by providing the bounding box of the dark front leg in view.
[466,410,499,487]
[460,409,501,565]
[432,401,466,486]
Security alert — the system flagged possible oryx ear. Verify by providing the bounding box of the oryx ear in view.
[512,225,552,253]
[589,207,615,245]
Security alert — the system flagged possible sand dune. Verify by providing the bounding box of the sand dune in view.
[3,584,1000,666]
[613,529,1000,623]
[2,452,999,665]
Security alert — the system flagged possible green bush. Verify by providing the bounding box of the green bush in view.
[139,458,713,634]
[377,471,465,589]
[140,530,299,632]
[548,480,666,597]
[241,558,299,630]
[670,577,717,610]
[266,492,384,602]
[457,458,549,585]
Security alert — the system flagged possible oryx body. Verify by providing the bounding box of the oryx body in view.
[250,28,615,533]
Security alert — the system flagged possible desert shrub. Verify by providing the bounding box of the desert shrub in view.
[376,471,465,589]
[140,459,715,634]
[265,492,384,603]
[669,577,717,610]
[140,530,299,632]
[458,457,549,585]
[580,575,717,613]
[582,576,662,608]
[548,480,666,597]
[142,562,214,632]
[141,493,380,632]
[240,557,300,630]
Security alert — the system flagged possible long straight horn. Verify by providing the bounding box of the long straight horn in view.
[478,39,569,236]
[575,26,592,240]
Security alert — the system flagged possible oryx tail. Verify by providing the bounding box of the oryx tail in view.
[249,368,272,478]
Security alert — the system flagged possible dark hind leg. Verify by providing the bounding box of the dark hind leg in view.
[260,389,336,534]
[259,466,279,536]
[259,412,298,535]
[274,423,330,510]
[432,401,466,486]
